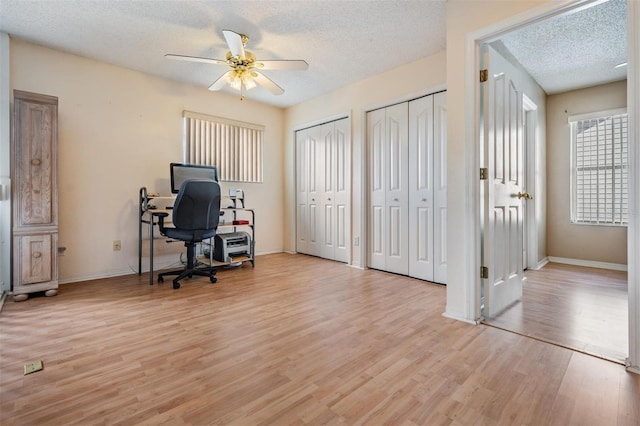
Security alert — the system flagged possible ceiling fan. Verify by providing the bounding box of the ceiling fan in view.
[165,29,308,99]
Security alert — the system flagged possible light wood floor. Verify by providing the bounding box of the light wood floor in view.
[485,262,628,362]
[1,253,638,425]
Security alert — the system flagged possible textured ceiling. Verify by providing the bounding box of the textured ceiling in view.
[499,0,627,94]
[0,0,447,107]
[0,0,628,107]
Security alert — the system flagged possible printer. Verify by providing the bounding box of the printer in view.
[213,231,251,262]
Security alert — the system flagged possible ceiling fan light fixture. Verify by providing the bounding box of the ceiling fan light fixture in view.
[242,73,257,90]
[166,29,308,98]
[227,69,257,91]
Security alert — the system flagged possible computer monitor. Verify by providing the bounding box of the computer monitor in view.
[170,163,219,194]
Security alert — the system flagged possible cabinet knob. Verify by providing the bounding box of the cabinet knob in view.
[31,159,41,166]
[33,252,42,258]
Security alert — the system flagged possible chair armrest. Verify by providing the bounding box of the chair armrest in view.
[154,211,170,233]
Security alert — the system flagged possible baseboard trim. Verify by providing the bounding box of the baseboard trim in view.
[531,257,549,270]
[548,256,627,272]
[626,359,640,375]
[442,311,480,325]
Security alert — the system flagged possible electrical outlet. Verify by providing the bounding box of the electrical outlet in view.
[113,240,121,251]
[58,246,67,256]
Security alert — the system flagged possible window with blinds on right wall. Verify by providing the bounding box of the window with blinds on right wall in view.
[570,108,628,226]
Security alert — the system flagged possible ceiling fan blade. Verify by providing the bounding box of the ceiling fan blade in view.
[165,54,227,65]
[252,71,284,95]
[255,60,309,71]
[222,29,246,59]
[208,71,233,91]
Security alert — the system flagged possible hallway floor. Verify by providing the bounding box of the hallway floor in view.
[484,262,628,362]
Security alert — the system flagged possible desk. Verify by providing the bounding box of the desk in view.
[138,187,255,285]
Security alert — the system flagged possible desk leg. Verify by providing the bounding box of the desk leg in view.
[138,214,142,275]
[149,217,154,285]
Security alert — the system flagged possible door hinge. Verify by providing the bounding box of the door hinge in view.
[481,266,489,279]
[480,69,488,83]
[480,168,488,180]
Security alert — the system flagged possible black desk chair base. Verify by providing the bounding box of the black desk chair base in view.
[157,242,217,289]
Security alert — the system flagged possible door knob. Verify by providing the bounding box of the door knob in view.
[516,192,533,200]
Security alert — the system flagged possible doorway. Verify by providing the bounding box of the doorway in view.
[474,2,639,365]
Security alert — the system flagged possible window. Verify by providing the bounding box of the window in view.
[183,111,264,183]
[570,108,628,226]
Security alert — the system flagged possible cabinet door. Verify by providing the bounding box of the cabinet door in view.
[408,95,434,281]
[14,97,57,229]
[14,233,57,285]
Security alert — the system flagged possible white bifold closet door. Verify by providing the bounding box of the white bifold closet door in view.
[368,103,409,275]
[367,91,447,283]
[296,118,350,263]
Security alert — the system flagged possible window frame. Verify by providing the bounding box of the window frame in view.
[569,107,628,227]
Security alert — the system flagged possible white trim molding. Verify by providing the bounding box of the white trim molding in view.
[626,0,640,374]
[548,256,627,272]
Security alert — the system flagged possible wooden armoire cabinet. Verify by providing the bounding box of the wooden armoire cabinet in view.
[12,90,58,301]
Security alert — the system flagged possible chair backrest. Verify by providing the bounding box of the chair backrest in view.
[172,179,221,232]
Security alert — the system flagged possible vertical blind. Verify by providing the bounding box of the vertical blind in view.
[183,111,264,183]
[570,109,628,225]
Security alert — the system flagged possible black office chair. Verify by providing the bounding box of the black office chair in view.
[156,179,221,289]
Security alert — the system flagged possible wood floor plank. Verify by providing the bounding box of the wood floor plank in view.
[485,262,628,362]
[1,253,638,425]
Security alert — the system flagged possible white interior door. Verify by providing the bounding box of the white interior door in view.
[385,104,409,274]
[296,128,309,254]
[333,118,350,263]
[318,122,333,260]
[367,104,408,274]
[296,118,350,263]
[483,45,525,317]
[368,108,387,270]
[408,95,434,281]
[306,126,321,256]
[433,91,448,284]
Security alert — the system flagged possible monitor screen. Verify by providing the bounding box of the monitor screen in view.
[170,163,219,194]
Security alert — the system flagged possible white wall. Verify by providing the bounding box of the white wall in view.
[10,38,286,283]
[546,80,627,265]
[0,33,10,294]
[284,51,447,268]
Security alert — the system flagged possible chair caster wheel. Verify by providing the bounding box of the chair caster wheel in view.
[173,282,180,289]
[158,276,164,283]
[210,276,217,283]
